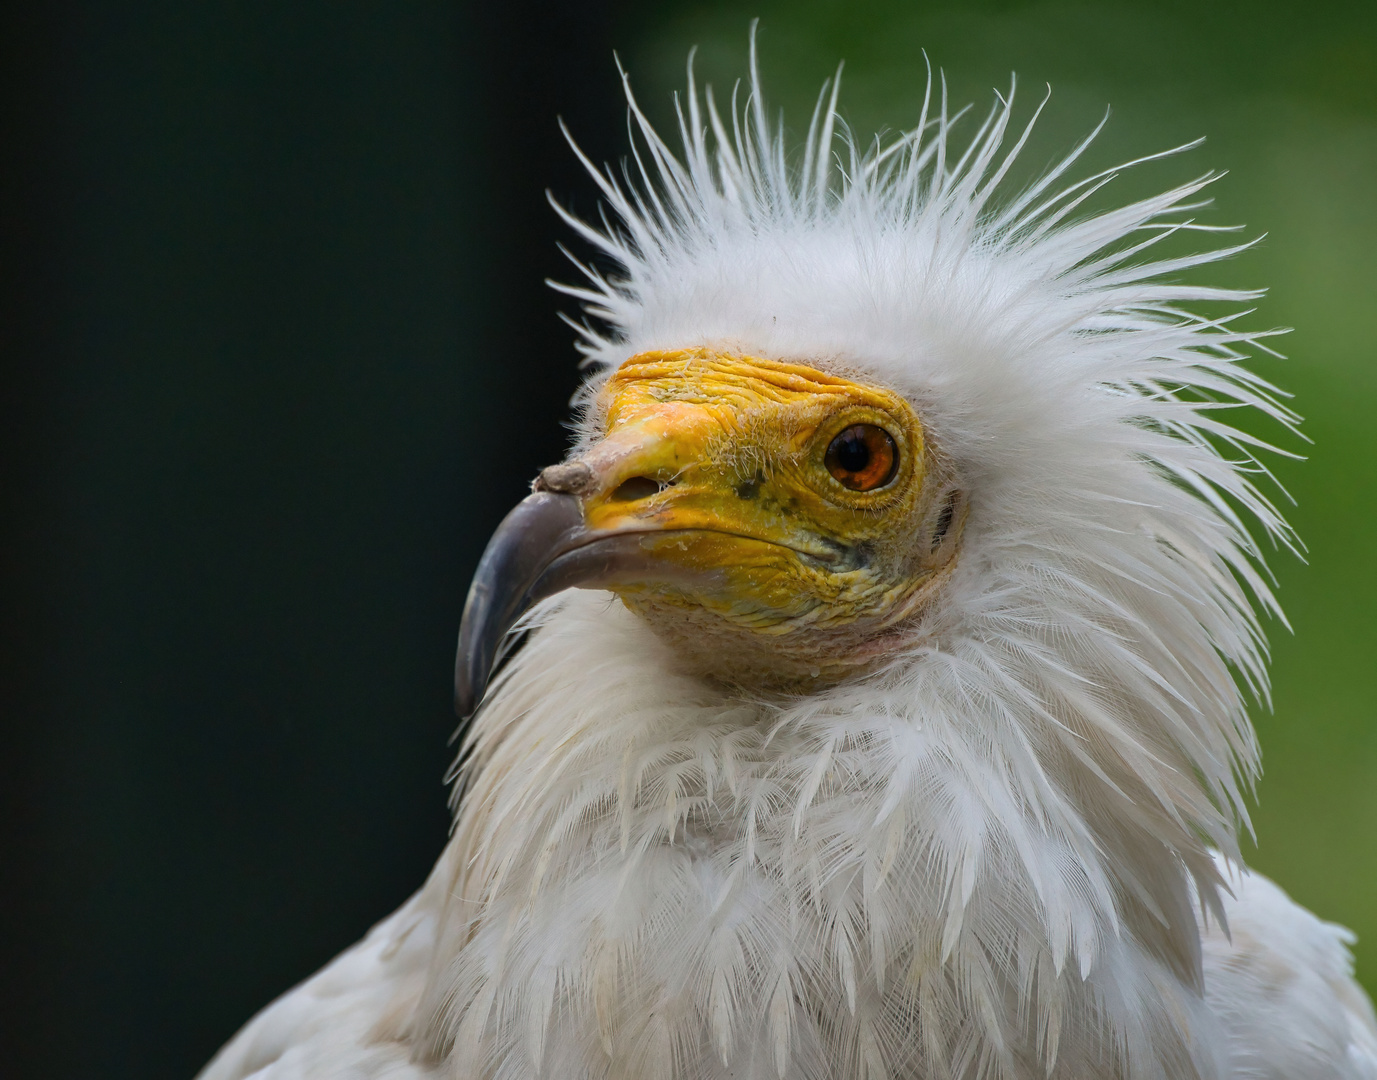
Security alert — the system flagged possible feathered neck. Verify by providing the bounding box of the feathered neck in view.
[418,589,1225,1078]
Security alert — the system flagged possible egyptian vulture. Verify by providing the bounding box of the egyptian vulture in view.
[198,41,1377,1080]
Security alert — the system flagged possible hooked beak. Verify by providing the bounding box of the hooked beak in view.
[453,490,578,719]
[453,488,719,717]
[454,399,736,718]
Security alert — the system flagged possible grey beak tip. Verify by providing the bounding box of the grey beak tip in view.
[451,487,705,719]
[453,491,586,719]
[453,649,481,718]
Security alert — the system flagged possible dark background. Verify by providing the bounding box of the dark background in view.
[4,2,1375,1077]
[3,2,629,1075]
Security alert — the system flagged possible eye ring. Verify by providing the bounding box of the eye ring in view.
[825,424,899,492]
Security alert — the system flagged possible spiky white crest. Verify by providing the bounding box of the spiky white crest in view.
[424,38,1304,1080]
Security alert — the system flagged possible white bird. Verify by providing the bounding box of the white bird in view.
[198,38,1377,1080]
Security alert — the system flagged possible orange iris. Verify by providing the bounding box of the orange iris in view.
[825,424,898,491]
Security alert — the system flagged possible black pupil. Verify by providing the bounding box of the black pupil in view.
[835,429,871,473]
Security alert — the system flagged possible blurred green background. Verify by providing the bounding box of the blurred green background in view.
[3,1,1372,1077]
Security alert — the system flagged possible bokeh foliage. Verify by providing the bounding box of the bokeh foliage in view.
[617,0,1377,986]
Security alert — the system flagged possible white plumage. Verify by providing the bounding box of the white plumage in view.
[199,39,1377,1080]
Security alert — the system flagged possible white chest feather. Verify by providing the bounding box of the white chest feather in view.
[413,594,1228,1080]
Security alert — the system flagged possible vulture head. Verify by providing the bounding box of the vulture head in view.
[458,346,966,698]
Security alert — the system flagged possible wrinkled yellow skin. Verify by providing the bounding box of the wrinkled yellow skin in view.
[573,348,964,683]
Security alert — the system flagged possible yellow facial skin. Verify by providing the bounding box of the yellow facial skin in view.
[572,348,965,685]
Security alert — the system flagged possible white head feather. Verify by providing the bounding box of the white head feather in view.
[419,38,1297,1080]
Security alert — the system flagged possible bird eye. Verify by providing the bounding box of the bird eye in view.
[824,424,898,491]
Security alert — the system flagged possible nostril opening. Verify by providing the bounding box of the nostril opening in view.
[610,476,664,502]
